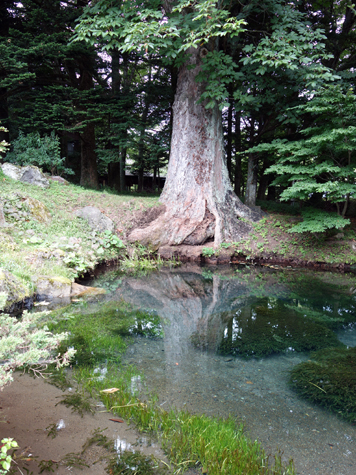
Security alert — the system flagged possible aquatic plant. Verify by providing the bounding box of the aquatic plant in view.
[71,365,295,475]
[289,347,356,423]
[55,390,95,417]
[51,301,161,367]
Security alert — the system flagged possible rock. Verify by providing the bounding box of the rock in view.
[1,163,49,188]
[74,206,114,233]
[0,268,29,311]
[49,176,69,185]
[23,196,51,223]
[70,283,106,297]
[35,276,72,299]
[0,200,8,228]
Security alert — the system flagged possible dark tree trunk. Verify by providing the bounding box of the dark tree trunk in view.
[78,63,98,188]
[120,147,126,192]
[80,122,98,188]
[108,161,121,191]
[129,47,262,248]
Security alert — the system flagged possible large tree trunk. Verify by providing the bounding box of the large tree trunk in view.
[129,47,262,249]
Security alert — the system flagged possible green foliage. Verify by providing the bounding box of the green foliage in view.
[253,84,356,225]
[75,0,246,58]
[202,247,215,257]
[289,347,356,423]
[100,230,125,252]
[288,208,350,234]
[0,439,18,474]
[5,131,73,176]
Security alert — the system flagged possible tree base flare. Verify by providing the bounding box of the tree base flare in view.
[128,191,263,250]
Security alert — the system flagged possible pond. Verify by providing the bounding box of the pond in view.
[87,264,356,475]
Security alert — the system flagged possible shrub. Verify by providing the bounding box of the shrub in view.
[5,131,73,176]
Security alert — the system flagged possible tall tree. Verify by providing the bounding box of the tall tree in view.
[76,0,332,246]
[76,0,264,248]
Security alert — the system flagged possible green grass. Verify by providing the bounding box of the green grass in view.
[73,364,295,475]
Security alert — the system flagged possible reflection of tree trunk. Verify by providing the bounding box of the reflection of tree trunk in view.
[116,267,254,365]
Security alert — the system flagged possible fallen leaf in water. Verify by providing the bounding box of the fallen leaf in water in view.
[101,388,120,394]
[245,381,253,384]
[109,418,124,423]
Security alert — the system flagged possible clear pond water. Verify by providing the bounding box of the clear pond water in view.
[89,264,356,475]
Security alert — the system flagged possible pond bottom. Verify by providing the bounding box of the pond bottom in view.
[123,338,356,475]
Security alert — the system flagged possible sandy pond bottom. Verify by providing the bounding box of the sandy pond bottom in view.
[123,338,356,475]
[0,372,171,475]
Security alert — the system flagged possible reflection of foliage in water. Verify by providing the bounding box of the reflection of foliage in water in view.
[192,299,345,358]
[289,347,356,423]
[50,301,162,367]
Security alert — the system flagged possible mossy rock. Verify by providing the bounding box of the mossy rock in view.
[35,275,72,299]
[0,232,16,252]
[289,347,356,423]
[24,196,51,223]
[0,268,29,310]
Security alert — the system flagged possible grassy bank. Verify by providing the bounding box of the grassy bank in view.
[1,170,356,306]
[0,170,160,301]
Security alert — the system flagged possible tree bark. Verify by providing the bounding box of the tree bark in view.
[129,47,262,249]
[234,109,242,197]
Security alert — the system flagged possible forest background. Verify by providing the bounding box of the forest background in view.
[1,0,356,236]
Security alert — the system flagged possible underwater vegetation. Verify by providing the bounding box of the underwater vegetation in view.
[50,300,162,367]
[289,347,356,423]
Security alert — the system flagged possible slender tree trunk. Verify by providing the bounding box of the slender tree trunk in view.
[245,152,258,208]
[129,47,262,248]
[226,88,233,181]
[234,109,242,197]
[108,162,121,191]
[120,147,126,192]
[78,64,98,188]
[80,122,98,188]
